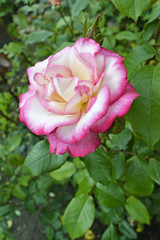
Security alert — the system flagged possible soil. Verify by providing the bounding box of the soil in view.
[12,210,46,240]
[138,219,160,240]
[12,213,160,240]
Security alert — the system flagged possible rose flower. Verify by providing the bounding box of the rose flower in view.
[48,0,61,6]
[19,38,139,157]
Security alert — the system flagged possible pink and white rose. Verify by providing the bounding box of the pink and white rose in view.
[19,38,139,157]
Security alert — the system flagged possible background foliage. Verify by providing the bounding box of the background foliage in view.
[1,0,160,239]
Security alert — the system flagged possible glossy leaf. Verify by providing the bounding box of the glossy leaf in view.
[12,184,27,200]
[13,12,28,28]
[99,207,124,225]
[111,0,152,21]
[96,182,125,208]
[5,134,22,153]
[102,224,120,240]
[50,161,76,181]
[64,195,95,239]
[111,152,125,180]
[26,30,53,44]
[0,205,13,217]
[76,175,95,197]
[148,158,160,185]
[125,196,150,224]
[129,64,160,148]
[124,156,154,197]
[83,148,112,184]
[124,44,155,79]
[116,31,137,41]
[148,2,160,23]
[119,220,137,239]
[109,128,133,150]
[24,140,67,176]
[71,0,90,17]
[8,153,24,165]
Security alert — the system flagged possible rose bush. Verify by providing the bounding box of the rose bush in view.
[19,38,139,157]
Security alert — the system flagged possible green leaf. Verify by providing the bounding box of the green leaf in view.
[76,175,95,197]
[148,2,160,23]
[32,192,48,205]
[110,0,152,21]
[76,169,91,185]
[30,0,35,4]
[73,157,84,168]
[111,152,125,180]
[4,162,14,176]
[8,153,24,165]
[124,44,155,79]
[124,156,154,197]
[143,21,158,42]
[83,148,112,184]
[50,161,76,181]
[5,134,22,152]
[37,175,54,190]
[98,207,124,225]
[24,140,67,176]
[56,17,71,28]
[0,205,13,217]
[64,195,95,240]
[96,182,125,208]
[108,128,133,150]
[0,226,5,239]
[116,31,137,41]
[129,64,160,148]
[0,144,6,159]
[119,220,137,239]
[12,184,27,200]
[45,226,54,240]
[26,30,53,44]
[148,158,160,184]
[18,175,31,186]
[102,224,120,240]
[4,42,25,55]
[71,0,90,17]
[13,12,28,28]
[102,36,116,51]
[125,196,150,224]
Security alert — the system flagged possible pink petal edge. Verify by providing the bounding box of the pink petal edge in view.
[91,83,139,133]
[47,130,101,157]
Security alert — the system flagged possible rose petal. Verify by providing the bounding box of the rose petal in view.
[40,99,66,114]
[33,73,45,85]
[65,93,82,114]
[45,63,73,78]
[49,46,93,81]
[85,96,97,113]
[20,92,80,135]
[47,132,68,155]
[96,49,128,103]
[27,57,50,87]
[55,84,110,144]
[47,130,101,157]
[73,38,100,56]
[91,83,139,133]
[19,90,35,124]
[54,76,79,102]
[80,52,98,81]
[103,56,128,103]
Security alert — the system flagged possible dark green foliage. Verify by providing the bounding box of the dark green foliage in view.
[1,0,160,239]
